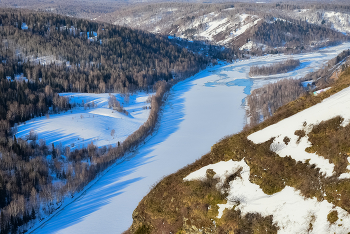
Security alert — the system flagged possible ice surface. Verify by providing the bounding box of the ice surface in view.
[185,159,350,234]
[32,42,350,234]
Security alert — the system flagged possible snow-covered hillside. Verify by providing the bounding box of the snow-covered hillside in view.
[286,9,350,35]
[184,159,350,233]
[169,13,261,46]
[248,86,350,178]
[16,92,152,149]
[113,8,261,46]
[180,82,350,233]
[103,3,348,52]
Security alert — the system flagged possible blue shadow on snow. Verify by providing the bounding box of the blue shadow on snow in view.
[33,73,195,233]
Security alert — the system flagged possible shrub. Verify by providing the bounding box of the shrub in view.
[294,130,306,143]
[135,225,151,234]
[327,210,338,224]
[283,136,290,145]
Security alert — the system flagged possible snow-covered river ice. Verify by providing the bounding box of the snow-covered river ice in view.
[33,42,350,234]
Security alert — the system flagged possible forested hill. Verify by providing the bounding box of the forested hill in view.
[0,8,208,234]
[0,8,208,93]
[105,2,349,53]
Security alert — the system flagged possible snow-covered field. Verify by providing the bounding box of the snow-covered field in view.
[32,42,350,234]
[184,159,350,233]
[16,92,151,149]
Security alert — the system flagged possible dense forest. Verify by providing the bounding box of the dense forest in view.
[252,19,345,50]
[249,59,300,77]
[0,9,207,93]
[0,8,208,234]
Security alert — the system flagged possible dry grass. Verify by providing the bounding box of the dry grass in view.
[327,210,339,224]
[306,116,350,175]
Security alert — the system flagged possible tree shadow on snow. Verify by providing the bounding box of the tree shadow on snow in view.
[33,76,194,233]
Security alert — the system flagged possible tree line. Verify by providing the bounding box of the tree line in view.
[249,59,300,77]
[252,19,346,51]
[246,78,306,127]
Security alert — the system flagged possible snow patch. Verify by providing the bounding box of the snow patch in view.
[324,11,350,34]
[313,87,331,96]
[270,135,334,176]
[248,86,350,177]
[185,159,350,233]
[184,159,246,189]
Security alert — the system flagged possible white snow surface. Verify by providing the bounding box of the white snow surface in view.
[32,42,350,234]
[239,41,267,51]
[165,13,261,45]
[240,41,255,50]
[286,9,350,35]
[324,11,350,34]
[184,159,350,233]
[16,92,151,149]
[184,159,245,189]
[270,135,335,177]
[248,85,350,177]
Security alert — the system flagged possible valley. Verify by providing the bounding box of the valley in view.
[0,2,350,233]
[30,42,350,234]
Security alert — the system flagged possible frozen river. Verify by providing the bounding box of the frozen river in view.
[32,43,350,234]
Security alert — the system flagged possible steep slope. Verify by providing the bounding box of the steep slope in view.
[285,8,350,34]
[126,64,350,233]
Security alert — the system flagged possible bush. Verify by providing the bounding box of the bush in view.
[327,210,338,224]
[135,225,151,234]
